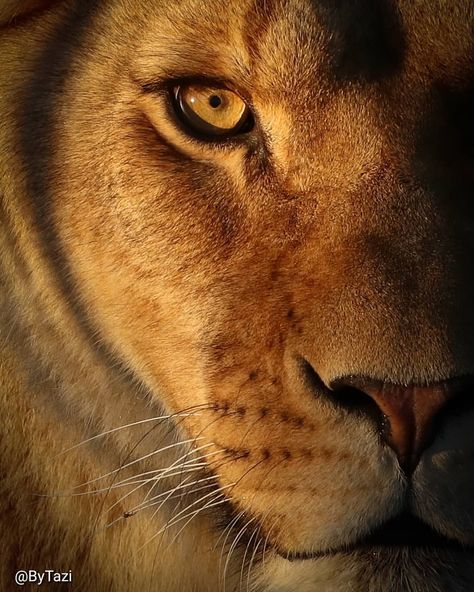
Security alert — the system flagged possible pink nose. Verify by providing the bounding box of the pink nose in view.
[331,377,467,471]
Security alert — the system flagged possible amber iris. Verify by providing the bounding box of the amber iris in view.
[173,85,252,137]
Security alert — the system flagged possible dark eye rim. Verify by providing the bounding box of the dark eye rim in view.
[170,84,255,141]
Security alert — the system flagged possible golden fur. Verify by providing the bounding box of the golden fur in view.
[1,1,474,590]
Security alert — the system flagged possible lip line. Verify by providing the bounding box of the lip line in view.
[216,480,471,562]
[279,539,471,562]
[273,514,472,561]
[280,542,465,562]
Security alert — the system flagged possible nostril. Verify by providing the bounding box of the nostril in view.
[330,374,474,472]
[328,383,387,429]
[300,360,385,427]
[300,358,328,395]
[301,360,474,473]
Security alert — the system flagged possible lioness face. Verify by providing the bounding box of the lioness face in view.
[13,0,474,589]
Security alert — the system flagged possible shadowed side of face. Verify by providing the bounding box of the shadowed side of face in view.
[20,0,474,561]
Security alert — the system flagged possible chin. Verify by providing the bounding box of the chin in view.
[257,547,474,592]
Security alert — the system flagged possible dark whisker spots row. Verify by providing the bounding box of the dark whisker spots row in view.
[214,444,315,462]
[209,401,315,431]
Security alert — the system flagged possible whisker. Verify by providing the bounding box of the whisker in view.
[142,446,239,501]
[109,473,221,526]
[71,437,207,491]
[138,486,233,551]
[246,536,263,592]
[165,488,230,548]
[104,450,214,488]
[145,451,245,542]
[222,516,256,592]
[142,409,248,558]
[147,479,220,510]
[55,411,204,458]
[217,509,247,586]
[105,470,197,520]
[240,524,260,591]
[135,447,222,509]
[215,509,238,545]
[155,482,234,535]
[35,460,211,500]
[145,449,237,525]
[104,444,220,516]
[83,405,216,553]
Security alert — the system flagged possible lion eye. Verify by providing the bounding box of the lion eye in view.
[172,84,253,138]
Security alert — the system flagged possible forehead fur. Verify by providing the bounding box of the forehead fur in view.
[128,0,474,87]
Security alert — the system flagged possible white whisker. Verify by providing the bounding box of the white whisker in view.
[104,443,220,515]
[70,437,207,490]
[222,517,256,592]
[138,448,223,507]
[166,490,228,547]
[217,509,246,582]
[246,536,263,592]
[240,525,260,591]
[55,412,203,458]
[145,450,232,523]
[138,483,235,551]
[106,474,220,528]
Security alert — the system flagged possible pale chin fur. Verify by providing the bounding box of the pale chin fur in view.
[255,550,474,592]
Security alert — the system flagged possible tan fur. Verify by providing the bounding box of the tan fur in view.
[1,1,474,590]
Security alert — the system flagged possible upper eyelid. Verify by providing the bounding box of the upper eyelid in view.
[136,74,253,105]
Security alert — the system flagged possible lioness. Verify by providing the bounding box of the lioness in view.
[1,0,474,590]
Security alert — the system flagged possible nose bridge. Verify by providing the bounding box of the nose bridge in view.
[291,178,474,386]
[279,75,474,385]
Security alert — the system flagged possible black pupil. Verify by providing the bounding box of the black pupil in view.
[209,95,222,108]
